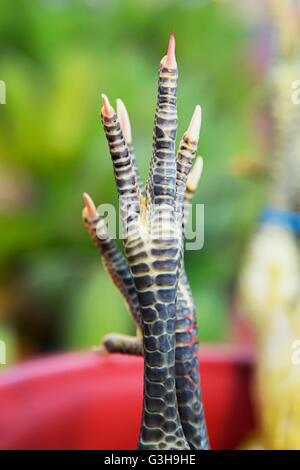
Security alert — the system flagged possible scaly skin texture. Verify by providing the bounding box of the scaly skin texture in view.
[136,52,189,450]
[83,166,209,446]
[174,124,209,450]
[175,271,208,449]
[83,35,209,449]
[100,80,189,449]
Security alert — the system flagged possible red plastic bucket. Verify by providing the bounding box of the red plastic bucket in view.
[0,345,255,450]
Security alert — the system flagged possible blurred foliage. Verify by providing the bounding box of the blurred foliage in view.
[0,0,266,364]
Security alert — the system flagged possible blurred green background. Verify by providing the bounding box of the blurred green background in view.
[0,0,265,364]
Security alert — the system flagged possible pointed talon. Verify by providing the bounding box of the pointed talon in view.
[166,32,177,68]
[117,98,132,144]
[187,157,203,191]
[161,33,177,69]
[187,105,202,140]
[101,93,114,118]
[83,192,98,219]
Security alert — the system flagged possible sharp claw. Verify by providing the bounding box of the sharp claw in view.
[167,33,176,66]
[186,105,202,140]
[116,98,132,143]
[161,33,177,69]
[187,156,203,191]
[101,93,115,118]
[83,192,98,219]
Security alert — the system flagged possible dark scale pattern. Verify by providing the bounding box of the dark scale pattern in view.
[145,64,178,220]
[174,123,210,450]
[135,60,189,450]
[101,112,142,239]
[99,85,189,449]
[84,38,210,450]
[175,271,210,450]
[175,135,198,219]
[128,142,146,200]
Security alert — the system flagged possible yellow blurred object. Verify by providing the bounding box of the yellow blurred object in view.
[240,226,300,449]
[239,0,300,450]
[240,226,299,325]
[270,0,300,56]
